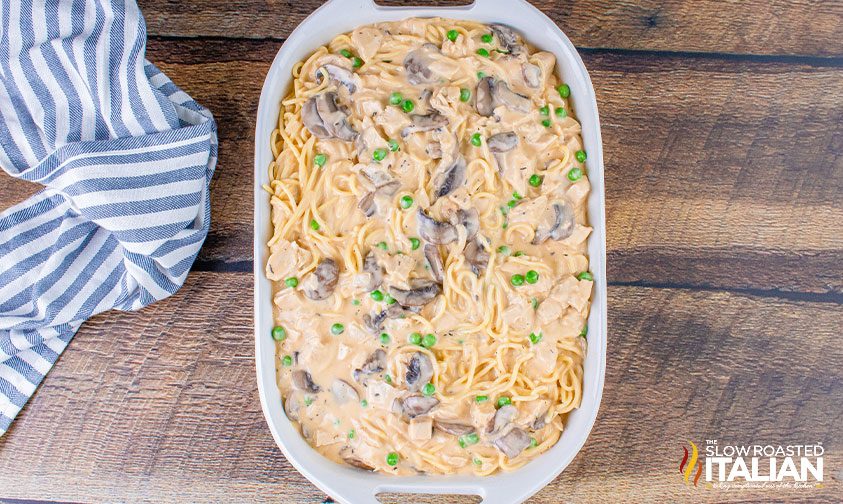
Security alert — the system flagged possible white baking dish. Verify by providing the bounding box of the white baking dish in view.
[253,1,606,502]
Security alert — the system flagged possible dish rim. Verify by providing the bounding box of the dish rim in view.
[253,1,607,503]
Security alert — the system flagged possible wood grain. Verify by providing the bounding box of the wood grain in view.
[137,0,843,57]
[0,273,840,502]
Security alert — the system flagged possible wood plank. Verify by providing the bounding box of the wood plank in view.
[0,272,840,502]
[2,39,841,294]
[136,0,843,57]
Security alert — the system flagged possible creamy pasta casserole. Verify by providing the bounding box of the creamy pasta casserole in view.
[264,17,593,476]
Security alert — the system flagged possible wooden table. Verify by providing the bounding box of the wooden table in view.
[1,1,841,502]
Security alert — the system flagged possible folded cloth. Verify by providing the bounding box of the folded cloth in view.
[0,0,217,435]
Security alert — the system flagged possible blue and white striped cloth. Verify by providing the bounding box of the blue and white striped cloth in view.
[0,0,217,435]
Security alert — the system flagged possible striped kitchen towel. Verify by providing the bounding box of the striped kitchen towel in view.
[0,0,217,435]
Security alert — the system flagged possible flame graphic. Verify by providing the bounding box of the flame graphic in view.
[679,441,702,487]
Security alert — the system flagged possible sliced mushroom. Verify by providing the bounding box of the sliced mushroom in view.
[427,141,443,159]
[490,23,522,55]
[291,370,320,393]
[417,208,458,245]
[433,420,475,436]
[424,244,445,283]
[362,304,405,334]
[522,63,541,88]
[389,280,441,307]
[532,201,575,244]
[360,163,395,188]
[455,208,480,240]
[302,258,339,300]
[492,81,531,113]
[403,44,439,85]
[361,251,383,291]
[531,409,549,430]
[353,349,387,383]
[284,393,302,421]
[399,395,440,419]
[401,111,449,137]
[315,64,358,94]
[475,76,494,116]
[489,404,518,433]
[341,447,375,471]
[432,156,467,199]
[302,97,331,138]
[310,92,359,141]
[464,237,489,276]
[405,352,434,392]
[331,379,360,404]
[487,132,518,153]
[493,427,531,458]
[358,191,376,218]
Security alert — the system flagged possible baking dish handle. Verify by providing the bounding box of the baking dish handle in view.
[340,482,531,504]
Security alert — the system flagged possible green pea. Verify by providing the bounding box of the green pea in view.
[380,333,391,345]
[284,277,298,288]
[409,237,421,250]
[331,323,345,335]
[512,191,522,200]
[421,333,437,348]
[481,33,493,43]
[447,29,459,42]
[473,457,483,466]
[575,150,587,163]
[459,88,471,102]
[539,105,549,116]
[400,195,414,209]
[567,167,583,182]
[409,332,422,345]
[340,49,352,58]
[513,251,525,257]
[496,245,510,256]
[579,324,588,338]
[502,222,508,229]
[384,374,392,384]
[458,432,480,448]
[370,290,384,302]
[507,199,518,208]
[529,174,543,187]
[422,382,435,396]
[496,396,511,408]
[475,395,489,403]
[510,274,525,286]
[476,48,490,58]
[476,71,486,79]
[388,139,399,152]
[386,452,399,466]
[352,57,363,68]
[377,241,388,250]
[272,326,286,341]
[531,297,539,310]
[401,99,415,113]
[385,294,396,305]
[525,270,539,284]
[309,219,320,231]
[282,355,293,366]
[555,107,567,118]
[577,271,593,281]
[372,148,387,162]
[557,83,571,98]
[304,396,314,406]
[348,429,356,439]
[361,399,368,408]
[500,205,509,216]
[529,331,543,344]
[351,299,360,306]
[470,133,482,146]
[313,153,327,167]
[389,92,403,105]
[530,437,538,448]
[541,119,551,128]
